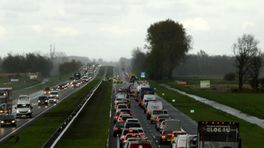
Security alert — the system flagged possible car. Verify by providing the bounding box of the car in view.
[114,110,132,123]
[125,118,140,124]
[113,122,125,137]
[0,114,16,127]
[129,127,145,138]
[155,114,170,131]
[124,140,152,148]
[38,95,49,106]
[115,101,129,110]
[122,133,141,146]
[150,109,168,123]
[120,129,140,146]
[48,96,58,104]
[43,87,51,95]
[123,137,142,148]
[124,122,141,129]
[160,128,186,144]
[116,104,128,113]
[117,114,133,123]
[171,134,197,148]
[49,90,59,99]
[16,95,33,118]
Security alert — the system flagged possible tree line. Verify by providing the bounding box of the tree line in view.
[1,53,53,77]
[0,53,82,77]
[59,60,82,75]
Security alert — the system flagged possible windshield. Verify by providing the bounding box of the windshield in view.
[153,110,163,114]
[39,96,48,100]
[17,104,30,108]
[50,92,58,95]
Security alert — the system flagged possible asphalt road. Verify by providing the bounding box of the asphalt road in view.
[109,82,197,148]
[0,78,93,143]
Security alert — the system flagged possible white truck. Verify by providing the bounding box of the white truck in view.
[146,100,163,119]
[16,95,33,118]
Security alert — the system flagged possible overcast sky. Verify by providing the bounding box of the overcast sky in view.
[0,0,263,61]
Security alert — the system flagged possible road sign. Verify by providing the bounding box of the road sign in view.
[140,72,145,78]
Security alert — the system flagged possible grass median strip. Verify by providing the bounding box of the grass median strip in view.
[1,68,105,147]
[151,81,264,148]
[55,81,112,148]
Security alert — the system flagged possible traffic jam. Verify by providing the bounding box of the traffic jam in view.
[0,66,96,128]
[111,75,241,148]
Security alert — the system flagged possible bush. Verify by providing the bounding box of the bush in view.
[224,72,236,81]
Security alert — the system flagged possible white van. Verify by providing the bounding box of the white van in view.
[146,100,163,118]
[141,94,156,109]
[16,95,33,118]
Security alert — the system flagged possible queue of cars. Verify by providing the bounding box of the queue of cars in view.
[129,80,198,148]
[37,74,93,107]
[112,88,152,148]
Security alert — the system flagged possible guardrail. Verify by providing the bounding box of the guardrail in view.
[43,80,103,148]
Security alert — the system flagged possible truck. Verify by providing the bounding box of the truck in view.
[0,88,17,127]
[0,88,13,114]
[16,95,33,118]
[198,121,241,148]
[137,86,155,103]
[146,100,163,118]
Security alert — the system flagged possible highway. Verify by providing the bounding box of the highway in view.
[109,82,197,148]
[0,77,93,143]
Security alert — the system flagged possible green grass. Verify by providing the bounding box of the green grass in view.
[166,81,264,119]
[0,75,41,90]
[151,81,264,148]
[1,68,106,147]
[56,80,112,148]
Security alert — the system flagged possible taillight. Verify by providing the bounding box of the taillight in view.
[114,127,118,131]
[161,135,166,139]
[114,116,118,119]
[168,134,173,137]
[121,135,125,139]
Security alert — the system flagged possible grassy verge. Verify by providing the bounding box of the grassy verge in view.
[151,81,264,148]
[56,80,112,148]
[1,68,105,147]
[166,81,264,119]
[56,66,112,147]
[0,75,41,90]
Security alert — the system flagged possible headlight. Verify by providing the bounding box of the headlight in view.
[38,100,40,102]
[11,120,15,123]
[16,110,19,113]
[45,100,48,102]
[28,109,31,112]
[1,121,4,123]
[56,95,59,97]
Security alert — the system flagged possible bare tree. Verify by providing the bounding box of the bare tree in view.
[233,34,259,91]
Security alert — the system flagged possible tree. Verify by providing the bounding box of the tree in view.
[233,34,259,91]
[146,19,191,79]
[59,60,82,75]
[131,47,147,75]
[249,51,262,90]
